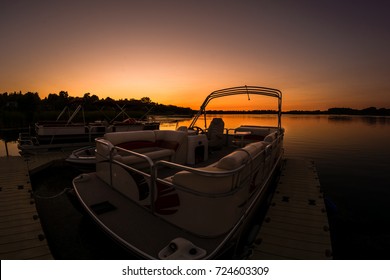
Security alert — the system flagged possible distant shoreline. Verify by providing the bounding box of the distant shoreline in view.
[1,91,389,130]
[1,108,389,129]
[206,107,390,116]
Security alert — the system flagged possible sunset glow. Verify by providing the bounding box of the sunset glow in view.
[1,0,389,111]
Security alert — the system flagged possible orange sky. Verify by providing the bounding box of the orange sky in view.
[1,0,389,111]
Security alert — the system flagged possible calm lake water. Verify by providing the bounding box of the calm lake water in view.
[1,114,390,259]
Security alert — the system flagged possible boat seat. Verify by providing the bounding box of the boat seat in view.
[172,169,236,194]
[207,118,225,149]
[264,131,278,143]
[105,130,156,146]
[113,148,174,167]
[100,130,188,165]
[170,149,249,194]
[171,141,267,194]
[166,141,268,236]
[214,141,266,168]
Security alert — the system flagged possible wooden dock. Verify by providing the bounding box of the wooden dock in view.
[249,158,333,260]
[0,152,69,259]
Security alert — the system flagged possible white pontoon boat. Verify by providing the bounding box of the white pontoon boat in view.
[72,86,284,259]
[18,104,159,153]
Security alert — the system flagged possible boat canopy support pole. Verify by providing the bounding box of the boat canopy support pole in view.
[189,86,282,129]
[67,105,83,125]
[56,106,68,121]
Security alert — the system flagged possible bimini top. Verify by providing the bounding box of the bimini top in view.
[189,85,283,129]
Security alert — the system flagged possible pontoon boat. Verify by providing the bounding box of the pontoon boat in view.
[72,86,284,259]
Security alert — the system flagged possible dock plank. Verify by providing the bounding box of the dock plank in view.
[0,244,53,260]
[0,229,46,245]
[249,158,333,260]
[0,212,40,226]
[0,154,67,259]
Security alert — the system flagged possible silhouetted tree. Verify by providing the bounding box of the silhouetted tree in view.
[140,97,152,104]
[18,92,40,112]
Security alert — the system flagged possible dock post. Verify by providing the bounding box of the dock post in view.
[4,141,9,157]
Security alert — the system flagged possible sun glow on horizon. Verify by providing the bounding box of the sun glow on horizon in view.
[1,1,389,112]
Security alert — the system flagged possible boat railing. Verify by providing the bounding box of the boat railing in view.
[96,131,283,215]
[153,135,282,199]
[151,144,280,238]
[112,146,158,211]
[154,160,247,196]
[104,144,247,210]
[95,138,157,211]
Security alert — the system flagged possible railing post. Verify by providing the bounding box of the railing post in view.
[149,164,156,213]
[109,145,114,187]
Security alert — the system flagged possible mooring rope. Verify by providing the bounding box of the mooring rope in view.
[33,187,72,199]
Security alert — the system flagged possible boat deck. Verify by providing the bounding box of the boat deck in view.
[249,158,332,260]
[0,152,69,259]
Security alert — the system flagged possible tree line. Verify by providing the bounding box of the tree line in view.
[1,91,389,129]
[0,91,194,128]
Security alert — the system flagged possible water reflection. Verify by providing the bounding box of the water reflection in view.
[0,141,20,156]
[0,127,20,156]
[327,115,390,126]
[328,115,353,122]
[361,116,390,126]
